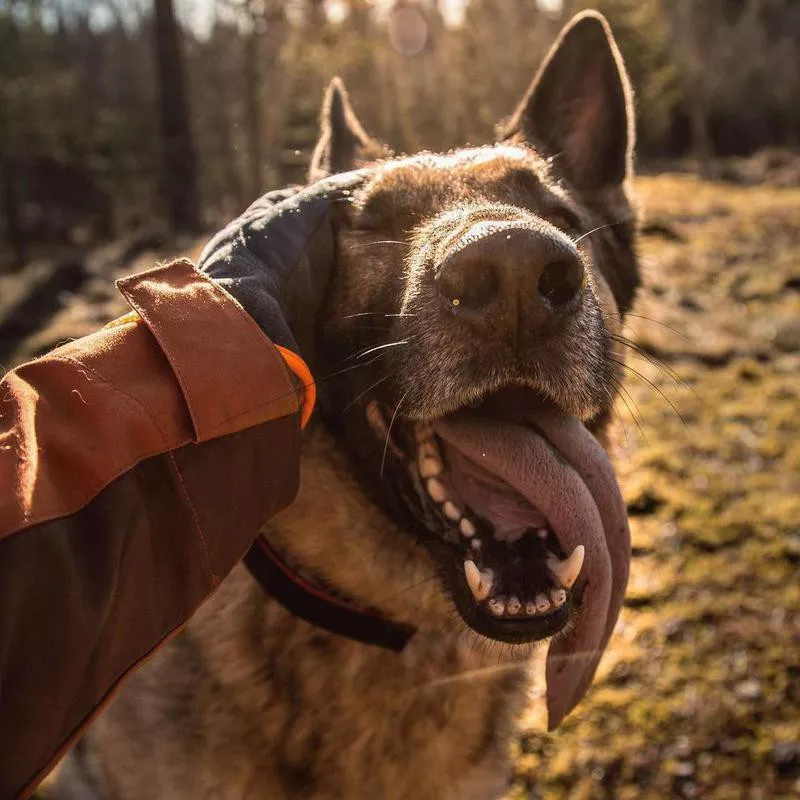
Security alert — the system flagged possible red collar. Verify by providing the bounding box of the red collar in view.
[244,536,416,652]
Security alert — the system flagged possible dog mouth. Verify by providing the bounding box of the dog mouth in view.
[368,385,630,727]
[414,408,582,643]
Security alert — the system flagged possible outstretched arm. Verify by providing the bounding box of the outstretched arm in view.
[0,171,365,799]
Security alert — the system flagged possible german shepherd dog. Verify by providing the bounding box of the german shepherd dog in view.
[54,11,638,800]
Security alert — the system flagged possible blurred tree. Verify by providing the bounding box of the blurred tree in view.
[153,0,199,230]
[0,7,27,267]
[1,0,799,269]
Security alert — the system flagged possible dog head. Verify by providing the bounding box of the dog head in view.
[303,11,637,728]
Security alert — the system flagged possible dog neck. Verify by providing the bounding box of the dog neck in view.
[244,535,415,651]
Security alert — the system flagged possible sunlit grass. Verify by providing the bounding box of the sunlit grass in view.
[508,173,800,798]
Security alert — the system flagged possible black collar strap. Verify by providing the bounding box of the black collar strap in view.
[244,535,416,652]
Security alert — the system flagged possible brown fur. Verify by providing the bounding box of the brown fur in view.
[52,11,639,799]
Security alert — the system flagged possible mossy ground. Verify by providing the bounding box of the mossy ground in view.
[507,174,800,799]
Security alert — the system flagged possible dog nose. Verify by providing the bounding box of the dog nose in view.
[436,221,584,332]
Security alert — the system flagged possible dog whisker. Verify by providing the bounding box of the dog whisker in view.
[341,311,417,319]
[625,313,689,340]
[603,384,632,448]
[343,374,392,411]
[349,240,407,250]
[612,377,650,447]
[612,359,690,431]
[373,573,440,607]
[380,391,408,479]
[409,662,532,693]
[216,353,388,426]
[348,339,411,361]
[609,333,685,386]
[572,221,622,245]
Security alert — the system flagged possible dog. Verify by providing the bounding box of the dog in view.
[52,11,639,799]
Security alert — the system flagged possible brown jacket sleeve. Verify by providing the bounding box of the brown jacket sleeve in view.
[0,259,312,799]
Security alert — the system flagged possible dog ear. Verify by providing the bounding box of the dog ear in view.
[500,11,634,190]
[309,78,383,182]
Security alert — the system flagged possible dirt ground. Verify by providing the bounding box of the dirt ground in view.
[3,173,799,799]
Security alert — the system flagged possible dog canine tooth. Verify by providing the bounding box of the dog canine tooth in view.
[505,528,525,544]
[470,568,494,600]
[488,597,505,617]
[442,501,460,521]
[536,527,549,539]
[525,601,537,616]
[470,538,482,550]
[464,560,490,601]
[551,588,567,607]
[426,478,446,503]
[546,545,585,590]
[535,593,551,613]
[459,517,477,537]
[506,596,521,615]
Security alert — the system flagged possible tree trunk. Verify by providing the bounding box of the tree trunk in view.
[153,0,199,231]
[0,101,26,269]
[243,24,264,200]
[689,87,714,174]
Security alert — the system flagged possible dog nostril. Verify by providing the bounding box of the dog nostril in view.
[537,259,583,309]
[438,260,500,312]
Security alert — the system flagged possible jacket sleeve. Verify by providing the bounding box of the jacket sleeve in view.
[0,259,313,800]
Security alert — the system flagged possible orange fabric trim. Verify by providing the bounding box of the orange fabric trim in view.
[275,345,316,429]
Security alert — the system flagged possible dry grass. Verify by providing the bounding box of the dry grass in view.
[508,174,800,799]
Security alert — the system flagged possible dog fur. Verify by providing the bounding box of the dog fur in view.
[51,11,639,799]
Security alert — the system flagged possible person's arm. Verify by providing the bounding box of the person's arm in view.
[0,172,364,799]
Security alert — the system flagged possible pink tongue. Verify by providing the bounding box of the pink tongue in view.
[443,446,549,534]
[434,407,630,729]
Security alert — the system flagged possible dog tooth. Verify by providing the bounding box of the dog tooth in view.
[488,597,505,617]
[419,456,443,478]
[535,593,551,613]
[464,560,481,598]
[546,545,585,590]
[464,560,491,601]
[442,501,461,521]
[426,478,446,503]
[421,440,440,458]
[506,596,521,615]
[459,517,477,537]
[505,528,525,544]
[551,588,567,607]
[536,528,549,539]
[477,568,495,598]
[525,601,537,616]
[470,538,482,551]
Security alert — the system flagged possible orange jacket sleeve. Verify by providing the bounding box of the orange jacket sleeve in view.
[0,259,312,799]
